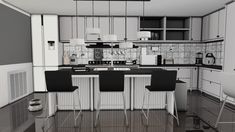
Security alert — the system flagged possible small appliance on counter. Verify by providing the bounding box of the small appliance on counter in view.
[163,58,174,64]
[195,52,203,65]
[157,55,162,65]
[205,53,216,65]
[70,54,78,65]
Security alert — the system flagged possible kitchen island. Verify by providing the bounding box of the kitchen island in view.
[45,67,187,117]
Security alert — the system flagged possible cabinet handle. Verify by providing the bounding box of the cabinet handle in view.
[217,35,220,38]
[178,68,180,70]
[210,70,212,72]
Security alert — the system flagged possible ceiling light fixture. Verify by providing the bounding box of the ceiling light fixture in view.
[86,0,101,35]
[70,0,85,45]
[137,0,151,40]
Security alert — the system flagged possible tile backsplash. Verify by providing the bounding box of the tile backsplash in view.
[63,41,224,66]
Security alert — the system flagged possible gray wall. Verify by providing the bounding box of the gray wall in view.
[0,4,32,65]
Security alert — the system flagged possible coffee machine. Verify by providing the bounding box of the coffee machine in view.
[195,52,203,65]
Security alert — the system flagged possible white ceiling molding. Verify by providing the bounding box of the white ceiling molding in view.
[1,0,31,16]
[4,0,229,16]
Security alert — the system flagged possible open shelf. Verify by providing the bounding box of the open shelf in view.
[166,30,189,40]
[140,17,164,28]
[166,17,190,28]
[140,30,164,40]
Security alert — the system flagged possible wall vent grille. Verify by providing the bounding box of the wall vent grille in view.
[8,71,27,101]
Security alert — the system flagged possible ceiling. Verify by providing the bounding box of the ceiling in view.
[4,0,230,16]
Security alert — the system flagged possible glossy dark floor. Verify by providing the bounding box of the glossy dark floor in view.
[1,91,235,132]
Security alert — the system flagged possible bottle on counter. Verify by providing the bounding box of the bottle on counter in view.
[70,54,78,65]
[63,52,70,65]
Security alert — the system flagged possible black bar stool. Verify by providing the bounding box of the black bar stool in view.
[44,71,82,129]
[141,70,179,126]
[95,71,128,127]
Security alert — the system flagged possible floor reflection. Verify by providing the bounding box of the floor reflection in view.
[1,92,235,132]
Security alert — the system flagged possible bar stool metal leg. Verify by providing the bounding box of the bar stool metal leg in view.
[173,92,179,126]
[141,89,151,125]
[122,92,128,126]
[95,92,101,127]
[73,91,76,126]
[74,89,82,127]
[215,96,228,128]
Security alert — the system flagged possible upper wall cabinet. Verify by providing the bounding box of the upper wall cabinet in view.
[59,17,85,41]
[202,16,209,41]
[113,17,125,40]
[202,8,226,41]
[224,3,235,72]
[127,17,138,40]
[209,12,219,39]
[218,9,226,38]
[59,16,138,41]
[191,17,202,41]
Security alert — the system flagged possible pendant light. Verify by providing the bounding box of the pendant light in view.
[103,0,117,42]
[119,0,133,49]
[86,0,101,35]
[137,0,151,40]
[70,0,85,45]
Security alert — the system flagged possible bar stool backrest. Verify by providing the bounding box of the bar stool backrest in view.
[150,70,177,91]
[220,72,235,98]
[99,71,124,92]
[45,71,74,92]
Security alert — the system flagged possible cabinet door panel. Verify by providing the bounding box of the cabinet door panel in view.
[191,18,202,41]
[72,17,85,39]
[100,17,110,40]
[113,17,125,40]
[202,16,209,40]
[59,17,73,41]
[32,15,44,66]
[219,9,226,38]
[86,17,99,40]
[209,12,219,39]
[127,17,138,40]
[224,3,235,72]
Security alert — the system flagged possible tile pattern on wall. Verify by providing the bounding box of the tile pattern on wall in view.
[63,41,224,66]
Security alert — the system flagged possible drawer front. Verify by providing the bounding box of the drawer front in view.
[202,79,221,98]
[202,69,221,83]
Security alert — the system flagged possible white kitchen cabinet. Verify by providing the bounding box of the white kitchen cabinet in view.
[113,17,125,40]
[99,17,110,40]
[209,12,219,40]
[200,68,222,98]
[72,17,85,40]
[43,15,61,66]
[224,2,235,72]
[191,17,202,41]
[202,79,221,98]
[218,9,226,38]
[86,17,100,40]
[59,17,73,41]
[202,16,209,41]
[31,15,44,66]
[127,17,138,40]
